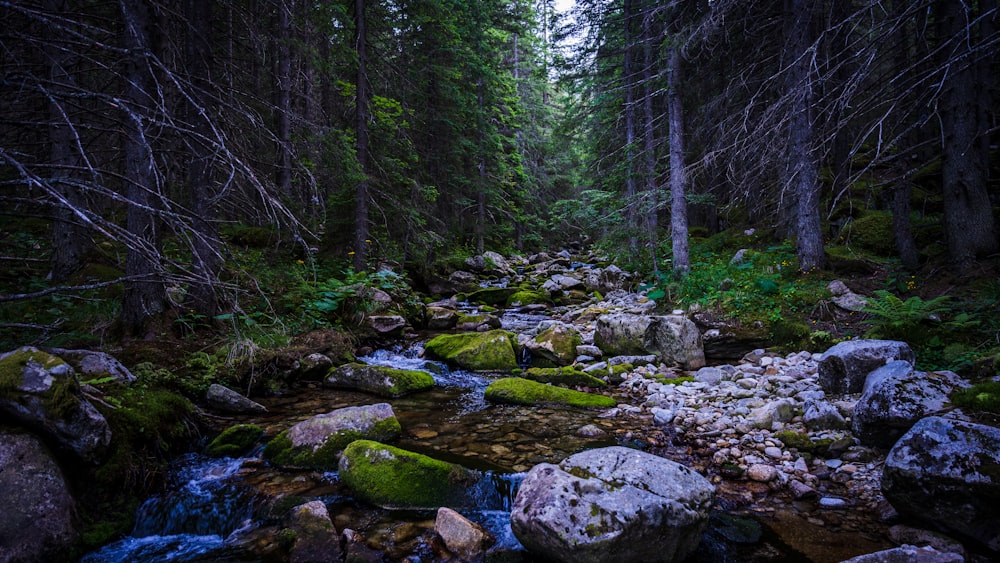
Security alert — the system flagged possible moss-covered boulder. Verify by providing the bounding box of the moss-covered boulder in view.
[522,367,606,388]
[424,330,518,371]
[0,346,111,463]
[524,324,582,367]
[264,403,401,469]
[506,290,550,308]
[205,424,264,458]
[323,363,434,397]
[465,287,519,307]
[338,440,480,509]
[455,312,502,332]
[484,378,616,408]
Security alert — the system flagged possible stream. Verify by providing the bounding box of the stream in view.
[81,307,892,562]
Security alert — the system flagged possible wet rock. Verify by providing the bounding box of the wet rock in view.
[434,507,494,561]
[465,251,513,276]
[511,446,715,563]
[264,403,401,469]
[287,500,342,563]
[324,363,434,397]
[367,315,407,337]
[205,423,264,458]
[455,311,503,332]
[788,479,817,499]
[581,264,626,294]
[818,340,914,395]
[747,464,778,482]
[206,383,268,414]
[423,330,518,371]
[338,440,480,509]
[524,323,582,367]
[0,430,79,562]
[882,416,1000,552]
[838,544,964,563]
[425,306,459,330]
[852,364,967,448]
[576,424,607,438]
[542,273,585,296]
[296,353,333,380]
[747,399,796,430]
[0,346,111,463]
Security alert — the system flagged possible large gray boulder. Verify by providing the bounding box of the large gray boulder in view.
[0,346,111,463]
[881,416,1000,552]
[44,347,136,384]
[0,430,79,562]
[818,340,914,394]
[594,314,705,370]
[523,323,582,367]
[511,446,715,563]
[839,545,964,563]
[263,403,401,469]
[852,362,967,448]
[581,265,626,294]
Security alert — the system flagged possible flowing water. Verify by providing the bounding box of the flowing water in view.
[81,311,893,562]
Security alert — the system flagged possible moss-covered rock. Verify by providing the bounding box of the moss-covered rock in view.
[506,290,550,308]
[205,424,264,458]
[338,440,480,509]
[484,377,616,408]
[424,330,518,371]
[525,324,582,367]
[840,211,896,256]
[0,346,110,463]
[522,367,606,388]
[323,363,434,397]
[465,287,519,307]
[455,312,502,332]
[264,403,401,469]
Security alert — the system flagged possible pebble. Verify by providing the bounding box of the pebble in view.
[819,497,848,509]
[747,464,778,482]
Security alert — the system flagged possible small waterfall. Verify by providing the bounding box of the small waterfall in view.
[81,455,254,563]
[517,347,532,369]
[464,472,526,552]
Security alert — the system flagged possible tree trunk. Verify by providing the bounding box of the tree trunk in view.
[46,0,93,283]
[275,0,293,198]
[667,45,690,277]
[623,0,638,253]
[353,0,370,271]
[641,5,659,273]
[184,0,222,321]
[476,76,486,256]
[120,0,167,337]
[890,0,919,271]
[936,0,998,272]
[786,0,824,272]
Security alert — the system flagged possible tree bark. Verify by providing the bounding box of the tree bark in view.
[936,0,998,272]
[119,0,167,336]
[353,0,370,271]
[46,0,94,283]
[275,0,293,198]
[641,4,659,272]
[623,0,638,254]
[184,0,222,321]
[667,45,690,277]
[785,0,824,272]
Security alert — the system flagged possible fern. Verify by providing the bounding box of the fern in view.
[860,290,951,341]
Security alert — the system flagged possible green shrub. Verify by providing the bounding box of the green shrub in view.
[951,381,1000,414]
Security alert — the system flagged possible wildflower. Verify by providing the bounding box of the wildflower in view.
[348,251,355,255]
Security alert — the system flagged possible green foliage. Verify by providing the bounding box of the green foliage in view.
[640,240,830,327]
[951,381,1000,414]
[860,290,952,342]
[287,266,418,329]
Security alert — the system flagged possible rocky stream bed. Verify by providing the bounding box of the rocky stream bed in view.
[2,249,998,562]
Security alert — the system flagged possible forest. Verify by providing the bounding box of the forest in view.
[1,0,998,368]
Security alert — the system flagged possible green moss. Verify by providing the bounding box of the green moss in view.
[774,430,814,451]
[770,319,811,350]
[952,381,1000,414]
[466,287,519,306]
[338,440,479,509]
[506,290,550,307]
[326,363,434,397]
[840,211,896,256]
[522,366,606,388]
[0,347,80,418]
[205,424,264,458]
[263,416,401,469]
[654,374,693,385]
[424,330,518,371]
[277,528,297,549]
[378,367,434,397]
[484,377,617,408]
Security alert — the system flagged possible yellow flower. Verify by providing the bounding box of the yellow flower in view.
[295,259,304,265]
[347,251,355,255]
